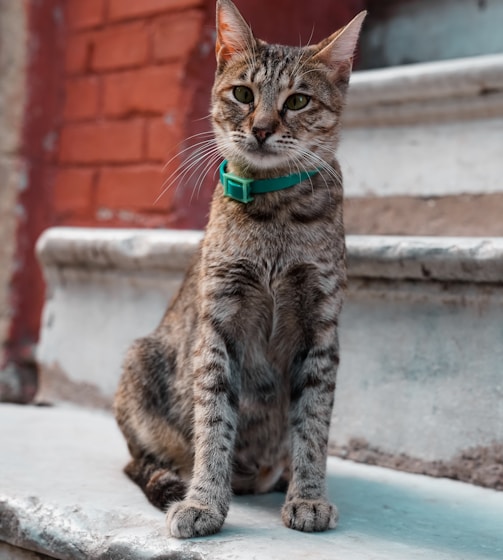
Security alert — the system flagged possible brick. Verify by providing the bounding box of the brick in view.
[65,32,95,74]
[146,115,185,162]
[63,76,100,120]
[153,10,204,62]
[96,165,175,210]
[66,0,104,30]
[59,120,144,164]
[92,22,150,71]
[108,0,203,22]
[103,65,181,117]
[53,168,95,213]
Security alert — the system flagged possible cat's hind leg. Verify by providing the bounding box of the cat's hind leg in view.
[125,454,187,511]
[114,335,193,511]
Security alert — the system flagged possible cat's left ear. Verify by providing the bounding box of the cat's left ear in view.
[313,11,367,81]
[215,0,256,67]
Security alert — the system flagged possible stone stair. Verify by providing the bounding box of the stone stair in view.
[340,53,503,235]
[2,51,503,558]
[34,227,503,479]
[1,403,502,560]
[2,226,502,558]
[342,52,503,199]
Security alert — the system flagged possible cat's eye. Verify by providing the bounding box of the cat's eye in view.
[233,86,254,104]
[284,93,311,111]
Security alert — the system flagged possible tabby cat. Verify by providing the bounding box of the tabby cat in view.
[114,0,365,538]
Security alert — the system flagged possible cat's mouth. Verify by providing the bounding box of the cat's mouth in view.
[241,145,291,170]
[218,130,294,171]
[247,143,277,157]
[241,137,287,162]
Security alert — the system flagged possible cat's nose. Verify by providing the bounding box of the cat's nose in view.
[252,125,275,145]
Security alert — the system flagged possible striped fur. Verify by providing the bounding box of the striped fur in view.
[114,0,365,538]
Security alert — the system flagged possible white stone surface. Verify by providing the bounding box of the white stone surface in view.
[35,228,503,463]
[1,403,502,560]
[36,228,203,407]
[347,235,503,282]
[341,54,503,198]
[346,54,503,120]
[339,117,503,198]
[336,282,503,461]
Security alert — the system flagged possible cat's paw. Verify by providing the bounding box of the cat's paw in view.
[281,498,338,532]
[166,499,225,538]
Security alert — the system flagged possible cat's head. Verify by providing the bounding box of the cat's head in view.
[211,0,366,177]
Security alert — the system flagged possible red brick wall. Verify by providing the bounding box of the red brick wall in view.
[3,0,66,398]
[56,0,209,229]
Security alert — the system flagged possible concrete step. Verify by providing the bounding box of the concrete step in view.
[341,53,503,200]
[34,228,503,488]
[339,54,503,235]
[1,403,502,560]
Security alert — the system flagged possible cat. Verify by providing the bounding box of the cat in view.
[114,0,366,539]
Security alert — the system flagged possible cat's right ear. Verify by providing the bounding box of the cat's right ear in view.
[215,0,255,67]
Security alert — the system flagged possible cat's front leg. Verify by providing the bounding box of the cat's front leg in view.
[282,330,340,532]
[166,327,239,538]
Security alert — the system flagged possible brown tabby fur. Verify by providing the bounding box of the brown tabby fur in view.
[114,0,365,538]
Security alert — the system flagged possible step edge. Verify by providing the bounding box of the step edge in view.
[36,228,503,284]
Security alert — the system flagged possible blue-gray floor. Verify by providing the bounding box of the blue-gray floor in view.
[0,403,502,560]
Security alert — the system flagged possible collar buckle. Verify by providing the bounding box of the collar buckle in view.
[221,167,254,203]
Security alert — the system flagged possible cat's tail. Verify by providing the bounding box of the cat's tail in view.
[124,454,187,511]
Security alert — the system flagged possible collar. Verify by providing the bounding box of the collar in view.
[219,160,320,204]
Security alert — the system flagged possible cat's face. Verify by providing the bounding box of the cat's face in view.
[212,45,344,174]
[211,0,366,176]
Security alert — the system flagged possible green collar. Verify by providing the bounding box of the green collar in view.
[219,160,319,203]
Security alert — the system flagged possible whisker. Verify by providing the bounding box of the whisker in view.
[161,134,216,172]
[305,25,316,48]
[191,153,222,202]
[155,140,223,204]
[159,141,219,194]
[191,113,213,123]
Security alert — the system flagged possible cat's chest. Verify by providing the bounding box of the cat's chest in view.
[202,203,343,312]
[206,213,338,271]
[201,194,344,356]
[206,185,342,258]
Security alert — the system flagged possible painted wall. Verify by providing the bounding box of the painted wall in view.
[0,2,29,401]
[360,0,503,69]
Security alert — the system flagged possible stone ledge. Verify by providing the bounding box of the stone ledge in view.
[1,403,502,560]
[36,227,203,272]
[36,228,503,283]
[346,54,503,126]
[347,235,503,283]
[340,55,503,198]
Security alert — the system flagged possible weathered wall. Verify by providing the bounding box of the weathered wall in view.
[0,0,66,403]
[55,0,208,229]
[360,0,503,69]
[0,1,28,399]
